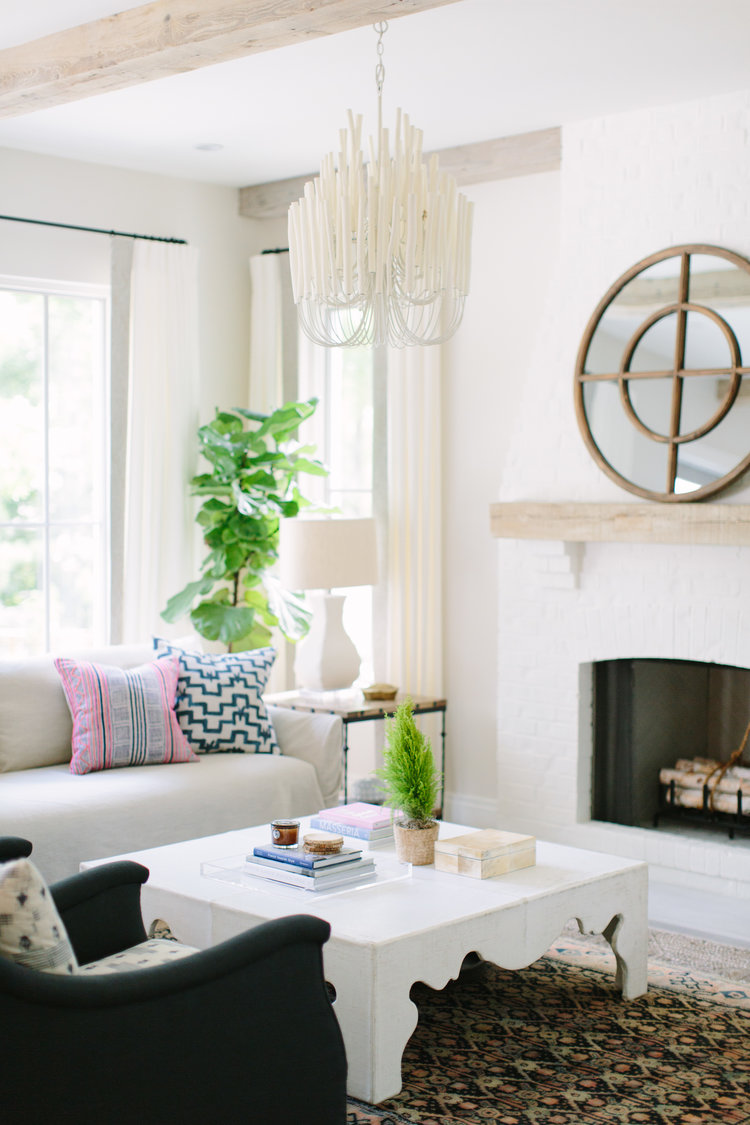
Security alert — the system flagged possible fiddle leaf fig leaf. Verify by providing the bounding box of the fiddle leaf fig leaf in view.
[264,574,312,641]
[162,399,327,651]
[230,621,274,651]
[290,457,328,476]
[161,577,215,623]
[189,601,257,645]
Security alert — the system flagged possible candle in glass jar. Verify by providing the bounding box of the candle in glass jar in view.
[271,819,300,848]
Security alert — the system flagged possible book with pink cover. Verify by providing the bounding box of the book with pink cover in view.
[316,802,395,830]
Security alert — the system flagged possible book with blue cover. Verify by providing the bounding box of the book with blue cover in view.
[251,843,363,869]
[243,857,376,890]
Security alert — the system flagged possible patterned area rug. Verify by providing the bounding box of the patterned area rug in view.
[346,931,750,1125]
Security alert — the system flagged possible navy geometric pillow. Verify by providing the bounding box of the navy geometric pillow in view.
[154,644,279,755]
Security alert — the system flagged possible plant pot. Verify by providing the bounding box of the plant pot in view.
[393,821,440,866]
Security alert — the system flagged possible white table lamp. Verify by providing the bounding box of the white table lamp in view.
[279,517,378,691]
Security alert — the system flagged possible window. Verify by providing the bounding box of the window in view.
[324,347,375,517]
[0,277,109,656]
[298,343,382,685]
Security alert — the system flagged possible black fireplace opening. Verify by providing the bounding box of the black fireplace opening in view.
[590,657,750,835]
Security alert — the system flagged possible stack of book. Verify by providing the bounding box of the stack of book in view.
[309,801,398,843]
[245,841,376,891]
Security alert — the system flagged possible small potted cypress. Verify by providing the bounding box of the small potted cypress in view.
[377,699,442,865]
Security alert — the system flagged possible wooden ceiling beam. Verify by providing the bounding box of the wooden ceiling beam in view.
[0,0,460,119]
[239,126,562,220]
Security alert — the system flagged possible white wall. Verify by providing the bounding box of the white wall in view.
[493,88,750,893]
[0,145,285,420]
[501,89,750,507]
[441,171,561,825]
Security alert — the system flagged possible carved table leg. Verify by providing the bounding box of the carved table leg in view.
[326,950,419,1103]
[602,911,648,999]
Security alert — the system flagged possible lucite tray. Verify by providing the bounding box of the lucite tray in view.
[201,851,412,901]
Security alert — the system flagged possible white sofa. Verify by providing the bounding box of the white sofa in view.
[0,643,342,883]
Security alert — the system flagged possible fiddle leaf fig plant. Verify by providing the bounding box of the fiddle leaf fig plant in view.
[376,699,442,827]
[162,399,326,651]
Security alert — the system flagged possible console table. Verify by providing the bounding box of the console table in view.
[265,691,447,809]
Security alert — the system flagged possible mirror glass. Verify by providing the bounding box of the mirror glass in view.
[575,246,750,501]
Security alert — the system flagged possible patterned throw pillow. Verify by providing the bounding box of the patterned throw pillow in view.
[55,654,199,775]
[155,643,279,755]
[0,858,78,975]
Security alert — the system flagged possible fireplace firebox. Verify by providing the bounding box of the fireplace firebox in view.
[590,658,750,835]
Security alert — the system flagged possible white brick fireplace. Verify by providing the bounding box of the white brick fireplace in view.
[492,522,750,899]
[490,89,750,899]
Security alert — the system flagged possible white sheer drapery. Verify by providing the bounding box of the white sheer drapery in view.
[122,241,200,641]
[249,253,283,412]
[249,251,301,688]
[385,344,443,696]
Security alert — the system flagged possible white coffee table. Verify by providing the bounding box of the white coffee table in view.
[87,820,648,1103]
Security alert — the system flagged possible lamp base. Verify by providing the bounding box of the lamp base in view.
[294,592,361,692]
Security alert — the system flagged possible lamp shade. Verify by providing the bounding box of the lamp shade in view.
[279,518,377,591]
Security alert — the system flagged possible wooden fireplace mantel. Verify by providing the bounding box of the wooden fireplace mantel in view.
[489,501,750,546]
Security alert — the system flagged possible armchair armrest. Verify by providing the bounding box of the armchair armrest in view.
[267,704,343,807]
[0,836,32,863]
[51,861,149,965]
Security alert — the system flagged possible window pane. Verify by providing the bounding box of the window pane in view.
[48,295,105,521]
[328,348,373,494]
[0,280,108,656]
[296,341,377,693]
[48,525,104,652]
[328,490,371,517]
[0,527,44,655]
[0,291,44,522]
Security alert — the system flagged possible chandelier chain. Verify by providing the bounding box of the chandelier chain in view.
[374,21,387,97]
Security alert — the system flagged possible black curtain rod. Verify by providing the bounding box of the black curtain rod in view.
[0,213,187,245]
[261,247,289,254]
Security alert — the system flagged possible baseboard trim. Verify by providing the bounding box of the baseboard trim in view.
[443,792,497,828]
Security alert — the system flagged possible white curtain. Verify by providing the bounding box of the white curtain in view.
[122,241,200,642]
[249,251,299,687]
[385,344,443,695]
[249,253,282,411]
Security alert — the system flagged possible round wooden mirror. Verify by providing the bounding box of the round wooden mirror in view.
[574,244,750,502]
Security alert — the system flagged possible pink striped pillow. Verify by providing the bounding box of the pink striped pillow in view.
[55,655,198,775]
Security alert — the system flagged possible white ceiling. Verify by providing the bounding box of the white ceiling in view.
[1,0,750,188]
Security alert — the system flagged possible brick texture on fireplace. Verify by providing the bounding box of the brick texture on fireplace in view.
[495,536,750,898]
[493,89,750,900]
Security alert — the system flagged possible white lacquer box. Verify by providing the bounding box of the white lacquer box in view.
[434,829,536,878]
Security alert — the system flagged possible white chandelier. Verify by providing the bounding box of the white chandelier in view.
[288,22,473,349]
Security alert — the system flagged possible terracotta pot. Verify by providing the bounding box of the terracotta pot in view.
[393,821,439,865]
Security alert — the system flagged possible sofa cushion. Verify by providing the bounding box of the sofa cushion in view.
[0,858,78,975]
[155,643,279,755]
[0,752,326,884]
[266,705,343,808]
[0,644,155,773]
[55,654,198,774]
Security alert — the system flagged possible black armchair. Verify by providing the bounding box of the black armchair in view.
[0,838,348,1125]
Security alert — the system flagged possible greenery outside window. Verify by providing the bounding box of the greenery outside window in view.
[0,277,109,656]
